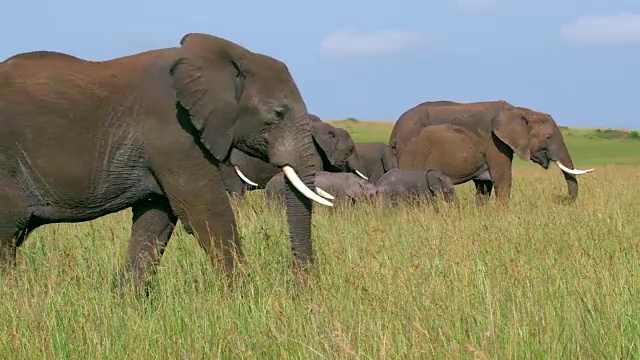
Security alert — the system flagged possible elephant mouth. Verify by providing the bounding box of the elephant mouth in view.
[531,150,550,169]
[531,150,595,176]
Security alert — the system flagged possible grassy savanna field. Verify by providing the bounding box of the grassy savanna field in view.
[1,120,639,359]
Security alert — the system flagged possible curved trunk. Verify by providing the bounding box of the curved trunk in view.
[549,132,578,201]
[346,151,367,178]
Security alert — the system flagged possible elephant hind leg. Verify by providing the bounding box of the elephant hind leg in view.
[473,179,493,206]
[0,181,31,272]
[116,195,177,296]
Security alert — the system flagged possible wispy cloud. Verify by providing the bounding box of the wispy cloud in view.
[319,29,424,58]
[561,13,640,47]
[455,0,497,14]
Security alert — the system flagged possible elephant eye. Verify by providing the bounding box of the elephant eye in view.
[272,105,288,122]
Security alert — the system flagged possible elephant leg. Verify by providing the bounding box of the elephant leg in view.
[117,196,177,294]
[473,180,493,205]
[154,160,248,280]
[486,138,514,201]
[0,182,31,272]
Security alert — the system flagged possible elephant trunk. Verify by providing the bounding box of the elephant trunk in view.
[548,130,581,202]
[284,168,315,270]
[269,114,331,271]
[347,151,369,181]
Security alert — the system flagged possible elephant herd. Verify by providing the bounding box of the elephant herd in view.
[0,32,595,294]
[221,115,457,206]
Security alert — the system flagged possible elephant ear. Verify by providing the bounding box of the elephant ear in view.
[381,145,399,172]
[308,114,323,123]
[170,33,248,161]
[312,123,340,166]
[426,169,446,195]
[491,108,531,161]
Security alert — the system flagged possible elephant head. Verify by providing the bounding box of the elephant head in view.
[425,169,458,204]
[490,102,593,201]
[172,33,330,269]
[229,118,368,191]
[311,122,368,180]
[519,107,593,201]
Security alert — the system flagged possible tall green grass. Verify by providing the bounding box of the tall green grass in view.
[1,166,638,358]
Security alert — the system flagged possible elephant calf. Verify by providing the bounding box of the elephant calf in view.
[265,171,377,206]
[374,168,457,205]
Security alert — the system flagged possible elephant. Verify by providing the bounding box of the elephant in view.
[374,168,457,205]
[353,142,399,183]
[389,100,594,203]
[388,100,460,160]
[265,171,377,206]
[222,117,369,196]
[0,32,333,293]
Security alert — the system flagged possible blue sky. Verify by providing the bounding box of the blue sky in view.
[2,0,639,128]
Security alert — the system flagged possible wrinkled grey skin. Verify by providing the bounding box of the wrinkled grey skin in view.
[375,169,458,205]
[222,116,366,195]
[265,171,377,205]
[354,142,399,183]
[0,32,320,293]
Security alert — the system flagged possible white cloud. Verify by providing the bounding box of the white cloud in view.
[455,0,497,14]
[561,13,640,46]
[319,29,423,58]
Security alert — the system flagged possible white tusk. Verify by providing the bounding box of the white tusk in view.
[554,161,595,175]
[355,170,369,180]
[234,166,259,186]
[282,166,334,207]
[316,187,335,200]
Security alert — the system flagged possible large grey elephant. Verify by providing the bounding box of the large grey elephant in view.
[265,171,377,205]
[389,100,593,203]
[354,142,399,183]
[374,168,458,205]
[0,33,332,292]
[222,118,368,196]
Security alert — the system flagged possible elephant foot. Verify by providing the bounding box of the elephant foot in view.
[221,261,253,295]
[553,194,577,205]
[112,270,154,299]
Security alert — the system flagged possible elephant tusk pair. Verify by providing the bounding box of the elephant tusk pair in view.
[355,170,368,180]
[282,166,334,207]
[554,161,594,176]
[234,166,259,186]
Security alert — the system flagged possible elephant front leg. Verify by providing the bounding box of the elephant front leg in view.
[156,165,248,282]
[117,196,177,295]
[486,140,514,202]
[180,198,247,280]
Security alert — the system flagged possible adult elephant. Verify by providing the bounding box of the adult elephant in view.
[223,118,369,196]
[0,33,331,292]
[389,100,593,203]
[354,142,399,183]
